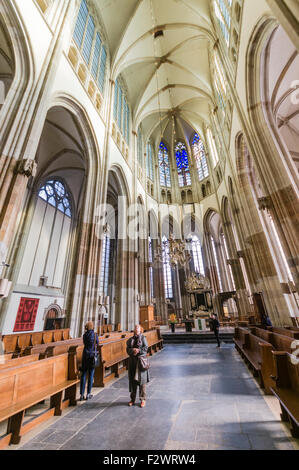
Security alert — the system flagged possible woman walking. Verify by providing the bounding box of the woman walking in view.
[80,321,99,401]
[126,324,150,408]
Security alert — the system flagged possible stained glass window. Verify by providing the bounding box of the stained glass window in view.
[175,142,191,187]
[38,179,72,218]
[192,134,209,181]
[159,142,171,188]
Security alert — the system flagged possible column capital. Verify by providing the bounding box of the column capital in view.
[257,196,272,211]
[16,158,37,178]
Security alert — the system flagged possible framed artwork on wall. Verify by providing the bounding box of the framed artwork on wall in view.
[13,297,40,332]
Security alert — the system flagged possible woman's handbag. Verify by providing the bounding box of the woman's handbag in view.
[138,356,150,371]
[91,332,100,368]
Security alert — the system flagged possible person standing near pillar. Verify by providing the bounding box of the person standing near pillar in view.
[211,314,221,348]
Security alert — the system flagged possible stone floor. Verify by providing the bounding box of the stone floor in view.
[13,344,298,451]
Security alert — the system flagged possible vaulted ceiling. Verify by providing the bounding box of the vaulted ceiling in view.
[97,0,217,146]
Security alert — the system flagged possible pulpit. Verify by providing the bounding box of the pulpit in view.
[140,305,155,331]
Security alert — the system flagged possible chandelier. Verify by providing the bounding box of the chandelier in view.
[154,234,191,269]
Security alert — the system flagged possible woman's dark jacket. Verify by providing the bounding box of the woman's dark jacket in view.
[81,329,99,371]
[126,334,150,391]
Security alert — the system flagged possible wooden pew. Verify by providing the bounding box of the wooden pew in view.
[0,350,79,449]
[145,329,164,355]
[0,354,40,371]
[270,351,299,438]
[94,339,128,387]
[234,327,275,394]
[267,327,299,340]
[23,338,83,358]
[250,327,297,354]
[2,329,71,354]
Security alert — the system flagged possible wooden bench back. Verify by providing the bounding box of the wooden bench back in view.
[234,327,250,345]
[0,352,76,411]
[271,333,296,354]
[23,338,83,357]
[144,329,162,346]
[31,332,44,346]
[272,351,299,392]
[0,354,40,371]
[100,339,127,366]
[2,329,71,353]
[2,335,18,354]
[268,327,299,339]
[250,327,273,343]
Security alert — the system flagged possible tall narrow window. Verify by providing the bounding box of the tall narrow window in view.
[214,0,231,46]
[162,236,173,298]
[82,15,95,64]
[191,236,205,275]
[73,1,107,95]
[159,142,171,188]
[211,236,223,292]
[147,142,154,181]
[221,232,236,290]
[207,128,219,168]
[73,0,88,48]
[192,134,209,181]
[175,142,191,187]
[113,78,130,144]
[137,127,143,166]
[100,233,111,296]
[148,237,154,299]
[98,46,107,93]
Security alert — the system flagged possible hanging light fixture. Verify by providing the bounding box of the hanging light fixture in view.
[149,0,190,270]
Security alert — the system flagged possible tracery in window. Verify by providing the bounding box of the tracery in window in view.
[175,142,191,187]
[147,142,154,181]
[73,0,107,94]
[190,236,205,276]
[159,142,171,188]
[162,236,173,298]
[38,179,72,218]
[192,134,209,181]
[214,0,232,47]
[207,128,219,168]
[113,79,130,144]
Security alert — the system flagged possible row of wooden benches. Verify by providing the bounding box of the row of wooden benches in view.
[1,329,71,354]
[0,328,163,448]
[234,326,299,438]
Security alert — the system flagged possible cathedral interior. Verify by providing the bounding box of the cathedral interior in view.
[0,0,298,452]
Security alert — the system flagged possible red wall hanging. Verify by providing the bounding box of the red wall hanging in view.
[13,297,40,332]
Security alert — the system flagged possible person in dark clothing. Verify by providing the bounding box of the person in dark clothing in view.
[126,324,150,408]
[211,314,221,348]
[80,321,99,401]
